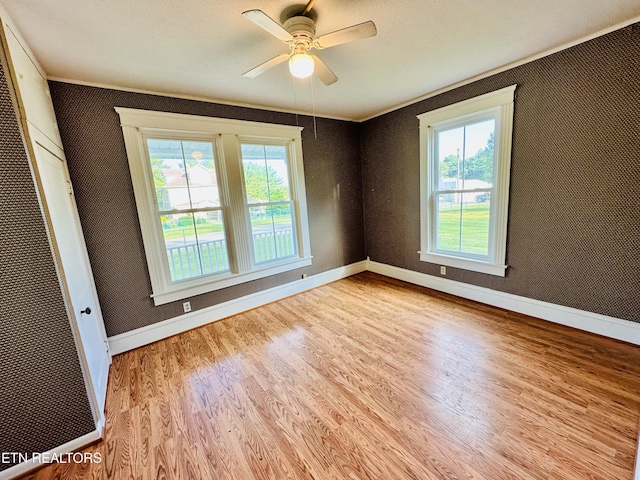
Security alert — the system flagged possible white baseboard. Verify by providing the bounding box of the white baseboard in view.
[0,429,102,480]
[367,260,640,346]
[108,260,368,355]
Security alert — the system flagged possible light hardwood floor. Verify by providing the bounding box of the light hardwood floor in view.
[25,272,640,479]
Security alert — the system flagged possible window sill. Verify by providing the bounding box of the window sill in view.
[151,256,313,306]
[419,251,507,277]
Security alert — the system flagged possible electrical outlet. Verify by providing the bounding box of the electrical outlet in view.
[183,301,191,313]
[440,266,446,275]
[302,273,307,279]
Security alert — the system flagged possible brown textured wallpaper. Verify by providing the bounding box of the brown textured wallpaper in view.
[48,83,365,336]
[0,49,94,471]
[361,23,640,322]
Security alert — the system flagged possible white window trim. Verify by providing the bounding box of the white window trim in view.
[116,107,312,305]
[417,85,516,277]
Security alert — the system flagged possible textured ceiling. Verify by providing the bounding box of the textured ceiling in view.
[2,0,639,121]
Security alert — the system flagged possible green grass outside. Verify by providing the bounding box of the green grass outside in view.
[437,202,490,255]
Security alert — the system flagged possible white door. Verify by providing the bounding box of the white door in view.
[33,139,111,427]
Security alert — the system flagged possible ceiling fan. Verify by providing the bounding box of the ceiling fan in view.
[242,0,377,85]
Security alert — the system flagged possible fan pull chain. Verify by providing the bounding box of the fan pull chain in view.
[311,76,317,140]
[292,75,300,127]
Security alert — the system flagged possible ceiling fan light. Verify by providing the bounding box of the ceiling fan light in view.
[289,53,315,78]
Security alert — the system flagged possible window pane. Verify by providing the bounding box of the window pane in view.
[436,194,461,252]
[461,193,490,256]
[437,127,463,190]
[241,144,291,204]
[183,141,220,208]
[162,213,201,280]
[463,120,494,188]
[249,203,296,264]
[265,145,290,201]
[162,211,229,281]
[147,139,219,211]
[437,120,495,191]
[436,193,490,256]
[195,211,230,275]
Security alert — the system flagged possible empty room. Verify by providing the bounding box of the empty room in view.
[1,0,639,479]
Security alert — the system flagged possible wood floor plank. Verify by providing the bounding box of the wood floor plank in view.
[23,272,640,479]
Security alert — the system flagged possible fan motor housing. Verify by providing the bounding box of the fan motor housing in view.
[283,16,316,37]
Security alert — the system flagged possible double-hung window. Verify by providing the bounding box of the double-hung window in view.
[417,85,516,276]
[116,108,312,305]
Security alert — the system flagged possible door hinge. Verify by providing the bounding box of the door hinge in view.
[67,180,74,196]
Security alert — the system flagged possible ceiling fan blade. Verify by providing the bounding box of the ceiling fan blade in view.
[242,10,293,42]
[311,55,338,86]
[314,21,377,49]
[243,53,290,79]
